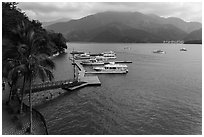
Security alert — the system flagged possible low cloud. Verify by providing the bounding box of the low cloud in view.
[17,2,202,23]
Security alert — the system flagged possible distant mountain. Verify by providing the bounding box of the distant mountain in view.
[184,28,202,44]
[164,17,201,33]
[65,22,186,43]
[47,11,202,43]
[184,28,202,41]
[42,18,71,28]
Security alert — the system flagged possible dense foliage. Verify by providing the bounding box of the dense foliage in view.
[47,31,67,54]
[2,2,66,134]
[2,2,67,57]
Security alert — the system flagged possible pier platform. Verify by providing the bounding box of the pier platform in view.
[110,61,132,63]
[64,61,101,91]
[85,71,127,74]
[28,79,73,93]
[26,60,101,93]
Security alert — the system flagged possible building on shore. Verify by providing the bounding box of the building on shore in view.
[163,40,184,44]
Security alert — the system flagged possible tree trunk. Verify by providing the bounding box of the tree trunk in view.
[20,75,26,114]
[7,82,13,105]
[29,76,33,134]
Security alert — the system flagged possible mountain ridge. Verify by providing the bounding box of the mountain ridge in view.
[46,11,202,43]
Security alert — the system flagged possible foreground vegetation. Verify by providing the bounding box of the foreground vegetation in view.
[2,2,67,134]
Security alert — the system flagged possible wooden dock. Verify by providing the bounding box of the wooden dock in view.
[26,60,101,93]
[27,79,74,93]
[65,61,101,90]
[110,61,132,64]
[85,71,128,74]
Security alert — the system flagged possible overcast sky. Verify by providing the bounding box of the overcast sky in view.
[17,2,202,23]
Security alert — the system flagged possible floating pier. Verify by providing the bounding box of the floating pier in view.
[62,60,101,91]
[26,59,101,93]
[26,79,74,93]
[104,61,132,64]
[85,71,127,74]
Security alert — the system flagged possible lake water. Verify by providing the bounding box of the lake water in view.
[37,43,202,135]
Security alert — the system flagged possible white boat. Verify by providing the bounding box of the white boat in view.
[180,48,187,51]
[52,52,59,57]
[153,50,166,54]
[102,51,116,55]
[93,62,128,74]
[81,58,105,65]
[101,51,117,59]
[70,51,84,55]
[95,56,108,61]
[103,53,117,59]
[74,53,91,60]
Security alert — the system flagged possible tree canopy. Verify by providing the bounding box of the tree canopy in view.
[2,2,67,58]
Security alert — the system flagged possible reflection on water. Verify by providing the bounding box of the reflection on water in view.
[37,43,201,135]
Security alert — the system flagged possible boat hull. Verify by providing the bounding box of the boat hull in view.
[87,70,128,74]
[74,56,91,60]
[93,68,128,74]
[81,62,105,66]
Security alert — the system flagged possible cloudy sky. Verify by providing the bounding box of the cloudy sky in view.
[17,2,202,23]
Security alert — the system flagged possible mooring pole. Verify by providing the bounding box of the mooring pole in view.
[72,50,76,80]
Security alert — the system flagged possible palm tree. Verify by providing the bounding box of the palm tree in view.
[3,21,55,134]
[2,38,24,105]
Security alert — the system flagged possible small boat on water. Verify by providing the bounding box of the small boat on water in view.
[70,50,84,55]
[95,53,116,60]
[74,53,91,60]
[153,50,166,54]
[124,47,131,50]
[81,58,105,65]
[102,51,116,55]
[52,52,60,57]
[93,62,128,74]
[103,53,117,59]
[101,51,117,59]
[180,48,187,51]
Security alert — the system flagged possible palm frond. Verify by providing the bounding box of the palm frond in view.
[44,68,54,81]
[40,58,55,69]
[37,67,47,82]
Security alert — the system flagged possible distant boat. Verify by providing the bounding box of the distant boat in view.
[93,62,128,74]
[124,47,131,50]
[102,51,116,55]
[101,51,117,59]
[95,52,117,60]
[52,52,60,57]
[81,58,105,66]
[74,53,91,60]
[153,50,166,54]
[70,51,84,55]
[102,53,117,59]
[180,48,187,51]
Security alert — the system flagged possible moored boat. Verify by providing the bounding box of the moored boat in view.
[74,53,91,60]
[153,50,166,54]
[93,62,128,74]
[102,51,116,55]
[180,48,187,51]
[102,53,117,59]
[81,58,105,65]
[70,50,84,55]
[101,51,117,59]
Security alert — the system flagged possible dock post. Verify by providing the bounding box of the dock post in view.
[72,52,76,80]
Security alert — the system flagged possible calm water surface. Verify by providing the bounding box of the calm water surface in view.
[37,43,201,135]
